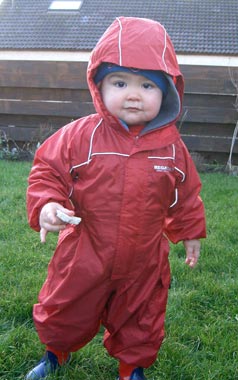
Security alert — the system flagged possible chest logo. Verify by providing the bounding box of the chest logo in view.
[153,165,173,172]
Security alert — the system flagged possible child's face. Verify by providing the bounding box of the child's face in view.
[100,71,163,126]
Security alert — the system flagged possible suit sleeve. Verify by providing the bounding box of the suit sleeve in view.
[164,141,206,243]
[26,126,74,232]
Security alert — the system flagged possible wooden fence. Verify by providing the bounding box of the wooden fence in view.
[0,60,237,164]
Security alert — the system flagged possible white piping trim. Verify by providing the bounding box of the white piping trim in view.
[116,17,123,66]
[88,119,103,161]
[161,25,168,73]
[148,144,176,161]
[70,118,103,173]
[70,159,92,172]
[170,188,178,208]
[172,144,175,159]
[68,187,73,198]
[91,152,129,157]
[174,166,186,182]
[148,155,174,160]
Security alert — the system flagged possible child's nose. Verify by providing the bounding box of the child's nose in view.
[126,88,141,100]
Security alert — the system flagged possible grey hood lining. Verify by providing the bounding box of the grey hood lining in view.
[142,75,181,134]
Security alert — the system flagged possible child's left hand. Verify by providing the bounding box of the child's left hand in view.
[183,239,201,268]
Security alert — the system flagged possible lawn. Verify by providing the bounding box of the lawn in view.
[0,161,237,380]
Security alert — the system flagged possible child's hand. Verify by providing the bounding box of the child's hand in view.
[183,239,201,268]
[39,202,75,243]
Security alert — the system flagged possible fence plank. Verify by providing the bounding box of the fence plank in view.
[182,106,236,124]
[1,61,237,94]
[0,126,44,143]
[181,134,238,154]
[181,65,238,95]
[0,61,88,89]
[0,99,95,117]
[183,93,235,108]
[0,87,92,102]
[0,114,73,129]
[179,122,236,137]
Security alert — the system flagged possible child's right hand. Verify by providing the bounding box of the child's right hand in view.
[39,202,75,243]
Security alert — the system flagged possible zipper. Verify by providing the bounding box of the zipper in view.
[134,135,140,145]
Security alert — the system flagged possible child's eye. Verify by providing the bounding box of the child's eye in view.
[142,82,154,89]
[114,81,127,88]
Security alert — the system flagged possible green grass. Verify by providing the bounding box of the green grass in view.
[0,161,238,379]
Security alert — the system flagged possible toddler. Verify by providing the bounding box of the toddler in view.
[26,16,206,380]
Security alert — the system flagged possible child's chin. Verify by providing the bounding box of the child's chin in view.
[124,118,144,126]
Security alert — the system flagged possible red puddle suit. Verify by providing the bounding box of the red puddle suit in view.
[27,17,206,368]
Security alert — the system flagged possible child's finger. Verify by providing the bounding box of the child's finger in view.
[40,224,66,243]
[60,207,75,216]
[185,249,200,268]
[40,227,48,243]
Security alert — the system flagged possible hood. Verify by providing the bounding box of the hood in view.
[87,17,184,131]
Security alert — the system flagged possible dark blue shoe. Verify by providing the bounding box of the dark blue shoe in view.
[118,367,146,380]
[130,368,146,380]
[25,351,70,380]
